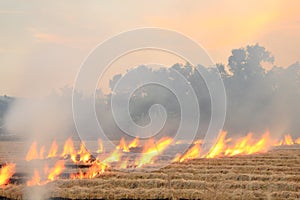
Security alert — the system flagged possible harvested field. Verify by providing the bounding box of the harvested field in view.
[1,145,299,200]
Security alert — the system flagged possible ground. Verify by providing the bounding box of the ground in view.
[0,141,299,200]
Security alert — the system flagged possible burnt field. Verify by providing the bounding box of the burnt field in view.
[0,144,300,200]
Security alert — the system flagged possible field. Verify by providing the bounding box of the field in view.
[0,140,299,200]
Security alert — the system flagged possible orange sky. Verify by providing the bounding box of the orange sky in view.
[0,0,299,97]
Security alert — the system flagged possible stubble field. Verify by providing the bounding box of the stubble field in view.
[0,140,299,200]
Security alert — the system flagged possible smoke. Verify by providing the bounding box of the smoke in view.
[3,44,300,144]
[4,87,75,142]
[4,87,75,199]
[2,43,300,198]
[101,44,300,139]
[4,44,300,143]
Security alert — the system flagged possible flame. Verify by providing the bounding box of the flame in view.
[175,140,184,145]
[21,132,300,182]
[284,134,294,145]
[70,170,84,179]
[224,131,271,156]
[26,141,39,161]
[47,160,65,181]
[27,169,41,186]
[83,162,106,178]
[128,137,139,148]
[278,134,294,145]
[78,142,91,163]
[275,134,300,146]
[205,131,228,158]
[71,161,106,179]
[172,131,274,161]
[116,138,129,152]
[97,139,104,153]
[47,140,58,158]
[193,139,203,145]
[296,137,300,144]
[102,149,122,164]
[61,138,76,163]
[0,163,15,186]
[176,143,201,162]
[27,160,65,186]
[135,137,172,167]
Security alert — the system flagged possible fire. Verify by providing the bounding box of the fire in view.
[27,169,41,186]
[0,163,15,186]
[27,160,65,186]
[71,161,106,179]
[175,143,201,162]
[78,142,92,163]
[47,160,65,181]
[116,138,129,152]
[205,131,273,158]
[276,134,294,146]
[61,138,76,163]
[20,132,299,184]
[173,131,275,161]
[128,137,139,148]
[97,139,104,153]
[224,131,271,156]
[205,131,228,158]
[193,139,203,145]
[47,140,58,158]
[102,149,122,164]
[175,140,184,145]
[61,137,75,156]
[26,142,40,161]
[135,137,172,167]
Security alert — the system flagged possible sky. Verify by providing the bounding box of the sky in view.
[0,0,299,97]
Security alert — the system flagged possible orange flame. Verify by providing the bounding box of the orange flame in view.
[71,161,106,179]
[176,143,201,162]
[97,139,104,153]
[193,139,203,145]
[26,169,41,186]
[78,142,92,163]
[61,138,76,163]
[22,131,300,180]
[102,149,122,164]
[26,141,39,161]
[47,160,65,181]
[27,160,65,186]
[175,140,185,145]
[136,137,172,167]
[205,131,228,158]
[224,131,271,156]
[284,134,294,145]
[275,134,294,146]
[0,163,15,186]
[47,140,58,158]
[171,131,274,161]
[116,138,129,152]
[128,137,139,148]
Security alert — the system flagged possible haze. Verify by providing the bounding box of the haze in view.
[0,0,299,97]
